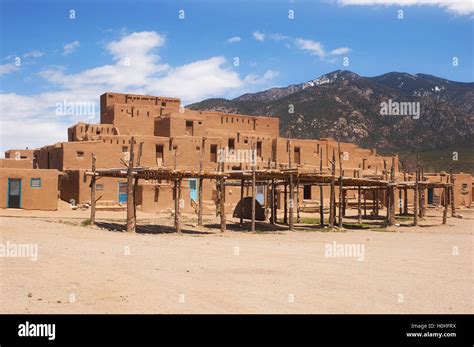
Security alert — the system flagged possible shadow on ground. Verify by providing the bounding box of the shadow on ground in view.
[95,221,213,235]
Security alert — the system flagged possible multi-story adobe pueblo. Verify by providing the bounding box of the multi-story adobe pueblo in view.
[1,92,472,216]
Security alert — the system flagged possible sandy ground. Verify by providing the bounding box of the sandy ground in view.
[0,206,472,314]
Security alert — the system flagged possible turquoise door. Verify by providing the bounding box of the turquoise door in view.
[189,179,198,202]
[118,182,127,204]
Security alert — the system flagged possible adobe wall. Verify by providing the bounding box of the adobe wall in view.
[0,168,58,210]
[0,158,33,169]
[203,112,279,137]
[5,149,34,159]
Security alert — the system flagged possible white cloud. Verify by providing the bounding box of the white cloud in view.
[330,47,351,55]
[252,31,266,42]
[0,31,278,154]
[336,0,473,16]
[227,36,241,43]
[62,41,80,55]
[269,33,290,41]
[23,50,45,58]
[244,70,280,84]
[0,63,19,76]
[295,38,326,57]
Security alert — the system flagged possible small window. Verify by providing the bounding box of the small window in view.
[77,151,84,158]
[30,178,41,188]
[161,102,166,107]
[122,146,128,153]
[96,184,104,191]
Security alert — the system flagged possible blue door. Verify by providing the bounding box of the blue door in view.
[118,182,127,204]
[8,178,22,208]
[189,179,197,202]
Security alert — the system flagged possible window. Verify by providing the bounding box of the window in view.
[210,145,218,163]
[228,138,235,150]
[96,184,104,191]
[122,146,128,153]
[30,178,41,188]
[186,120,193,136]
[161,102,166,107]
[156,145,164,166]
[77,151,84,158]
[257,141,262,157]
[294,147,301,165]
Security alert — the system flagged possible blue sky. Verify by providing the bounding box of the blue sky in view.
[0,0,472,153]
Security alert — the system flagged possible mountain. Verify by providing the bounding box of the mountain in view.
[188,70,474,171]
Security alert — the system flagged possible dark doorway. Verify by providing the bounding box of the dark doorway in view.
[8,178,21,208]
[228,138,235,150]
[304,185,312,199]
[427,188,434,205]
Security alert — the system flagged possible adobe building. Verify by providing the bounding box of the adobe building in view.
[0,168,59,210]
[2,91,472,213]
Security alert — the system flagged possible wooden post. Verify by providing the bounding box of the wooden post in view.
[398,188,403,215]
[90,154,96,225]
[251,169,256,232]
[374,190,379,216]
[329,149,336,228]
[220,177,226,233]
[296,179,300,223]
[338,143,343,228]
[174,177,182,233]
[357,186,362,224]
[270,179,275,224]
[126,137,136,233]
[403,187,408,215]
[363,190,367,217]
[240,179,245,225]
[273,181,278,224]
[284,183,288,225]
[197,141,204,227]
[419,187,425,218]
[442,185,448,225]
[289,173,294,231]
[414,168,419,226]
[319,147,324,226]
[449,173,456,217]
[388,158,396,226]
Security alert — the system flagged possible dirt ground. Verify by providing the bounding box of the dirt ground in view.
[0,205,472,314]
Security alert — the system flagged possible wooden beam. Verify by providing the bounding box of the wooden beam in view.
[126,137,136,233]
[388,158,396,226]
[363,190,367,218]
[90,153,96,225]
[284,183,288,225]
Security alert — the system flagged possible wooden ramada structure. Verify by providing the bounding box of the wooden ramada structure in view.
[86,136,454,233]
